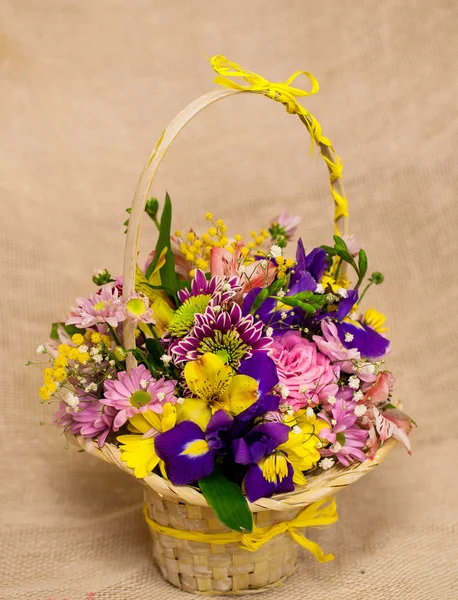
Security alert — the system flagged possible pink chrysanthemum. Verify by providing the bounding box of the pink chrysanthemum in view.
[66,285,126,329]
[53,395,117,448]
[318,402,368,466]
[101,364,177,430]
[123,292,155,325]
[271,212,302,239]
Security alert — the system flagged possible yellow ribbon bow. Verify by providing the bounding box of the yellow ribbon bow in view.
[209,54,320,116]
[143,497,338,563]
[207,55,349,229]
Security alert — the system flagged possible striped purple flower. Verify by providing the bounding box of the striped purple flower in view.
[171,303,273,369]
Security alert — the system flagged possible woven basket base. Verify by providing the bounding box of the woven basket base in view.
[144,488,301,595]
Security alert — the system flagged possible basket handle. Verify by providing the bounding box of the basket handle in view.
[122,58,349,366]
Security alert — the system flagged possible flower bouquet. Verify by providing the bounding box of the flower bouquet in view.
[32,56,413,595]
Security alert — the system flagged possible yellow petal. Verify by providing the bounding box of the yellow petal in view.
[176,397,212,430]
[161,402,177,432]
[128,410,161,434]
[221,374,258,416]
[151,297,175,337]
[181,439,210,456]
[117,435,159,479]
[184,352,232,401]
[292,465,307,486]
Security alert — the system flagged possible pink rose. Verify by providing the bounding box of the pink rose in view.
[270,331,340,409]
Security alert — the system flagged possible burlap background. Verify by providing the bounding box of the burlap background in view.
[1,1,457,598]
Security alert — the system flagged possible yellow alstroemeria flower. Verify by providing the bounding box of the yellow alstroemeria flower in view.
[117,403,177,479]
[178,352,259,429]
[363,308,388,333]
[278,410,329,485]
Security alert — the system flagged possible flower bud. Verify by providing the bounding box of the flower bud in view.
[371,272,384,285]
[92,268,112,286]
[113,346,128,361]
[145,198,159,220]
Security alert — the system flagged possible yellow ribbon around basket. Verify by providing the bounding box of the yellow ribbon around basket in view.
[143,497,338,563]
[208,55,349,230]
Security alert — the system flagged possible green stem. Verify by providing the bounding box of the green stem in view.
[358,281,373,305]
[106,323,122,347]
[334,257,343,282]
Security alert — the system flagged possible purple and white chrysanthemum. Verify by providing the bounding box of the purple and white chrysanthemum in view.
[53,395,117,448]
[101,364,177,430]
[177,269,240,305]
[318,402,368,466]
[171,303,273,369]
[66,285,126,329]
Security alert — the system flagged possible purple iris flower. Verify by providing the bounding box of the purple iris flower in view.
[233,422,294,502]
[154,410,233,485]
[233,423,289,464]
[291,239,328,289]
[236,353,281,421]
[335,289,358,321]
[336,321,390,359]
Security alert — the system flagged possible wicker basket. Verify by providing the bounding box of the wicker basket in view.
[70,434,396,594]
[69,59,400,595]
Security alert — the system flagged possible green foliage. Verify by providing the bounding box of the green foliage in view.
[144,193,180,300]
[199,468,253,533]
[50,322,86,340]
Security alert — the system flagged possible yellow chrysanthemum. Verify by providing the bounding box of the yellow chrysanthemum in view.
[53,368,67,383]
[118,404,177,479]
[76,352,90,364]
[45,379,57,394]
[91,332,102,344]
[39,386,51,401]
[363,308,388,333]
[53,355,67,369]
[279,411,328,484]
[71,333,85,346]
[67,348,79,361]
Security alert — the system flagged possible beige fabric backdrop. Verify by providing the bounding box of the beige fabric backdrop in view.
[1,1,457,598]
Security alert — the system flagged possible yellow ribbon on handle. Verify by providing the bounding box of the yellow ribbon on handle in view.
[207,55,349,230]
[143,497,337,563]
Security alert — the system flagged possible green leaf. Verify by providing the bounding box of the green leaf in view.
[268,277,286,296]
[250,288,269,314]
[50,322,86,340]
[145,337,165,364]
[320,245,337,256]
[291,291,313,301]
[333,236,358,273]
[296,301,316,314]
[145,193,179,298]
[199,468,253,533]
[355,249,368,288]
